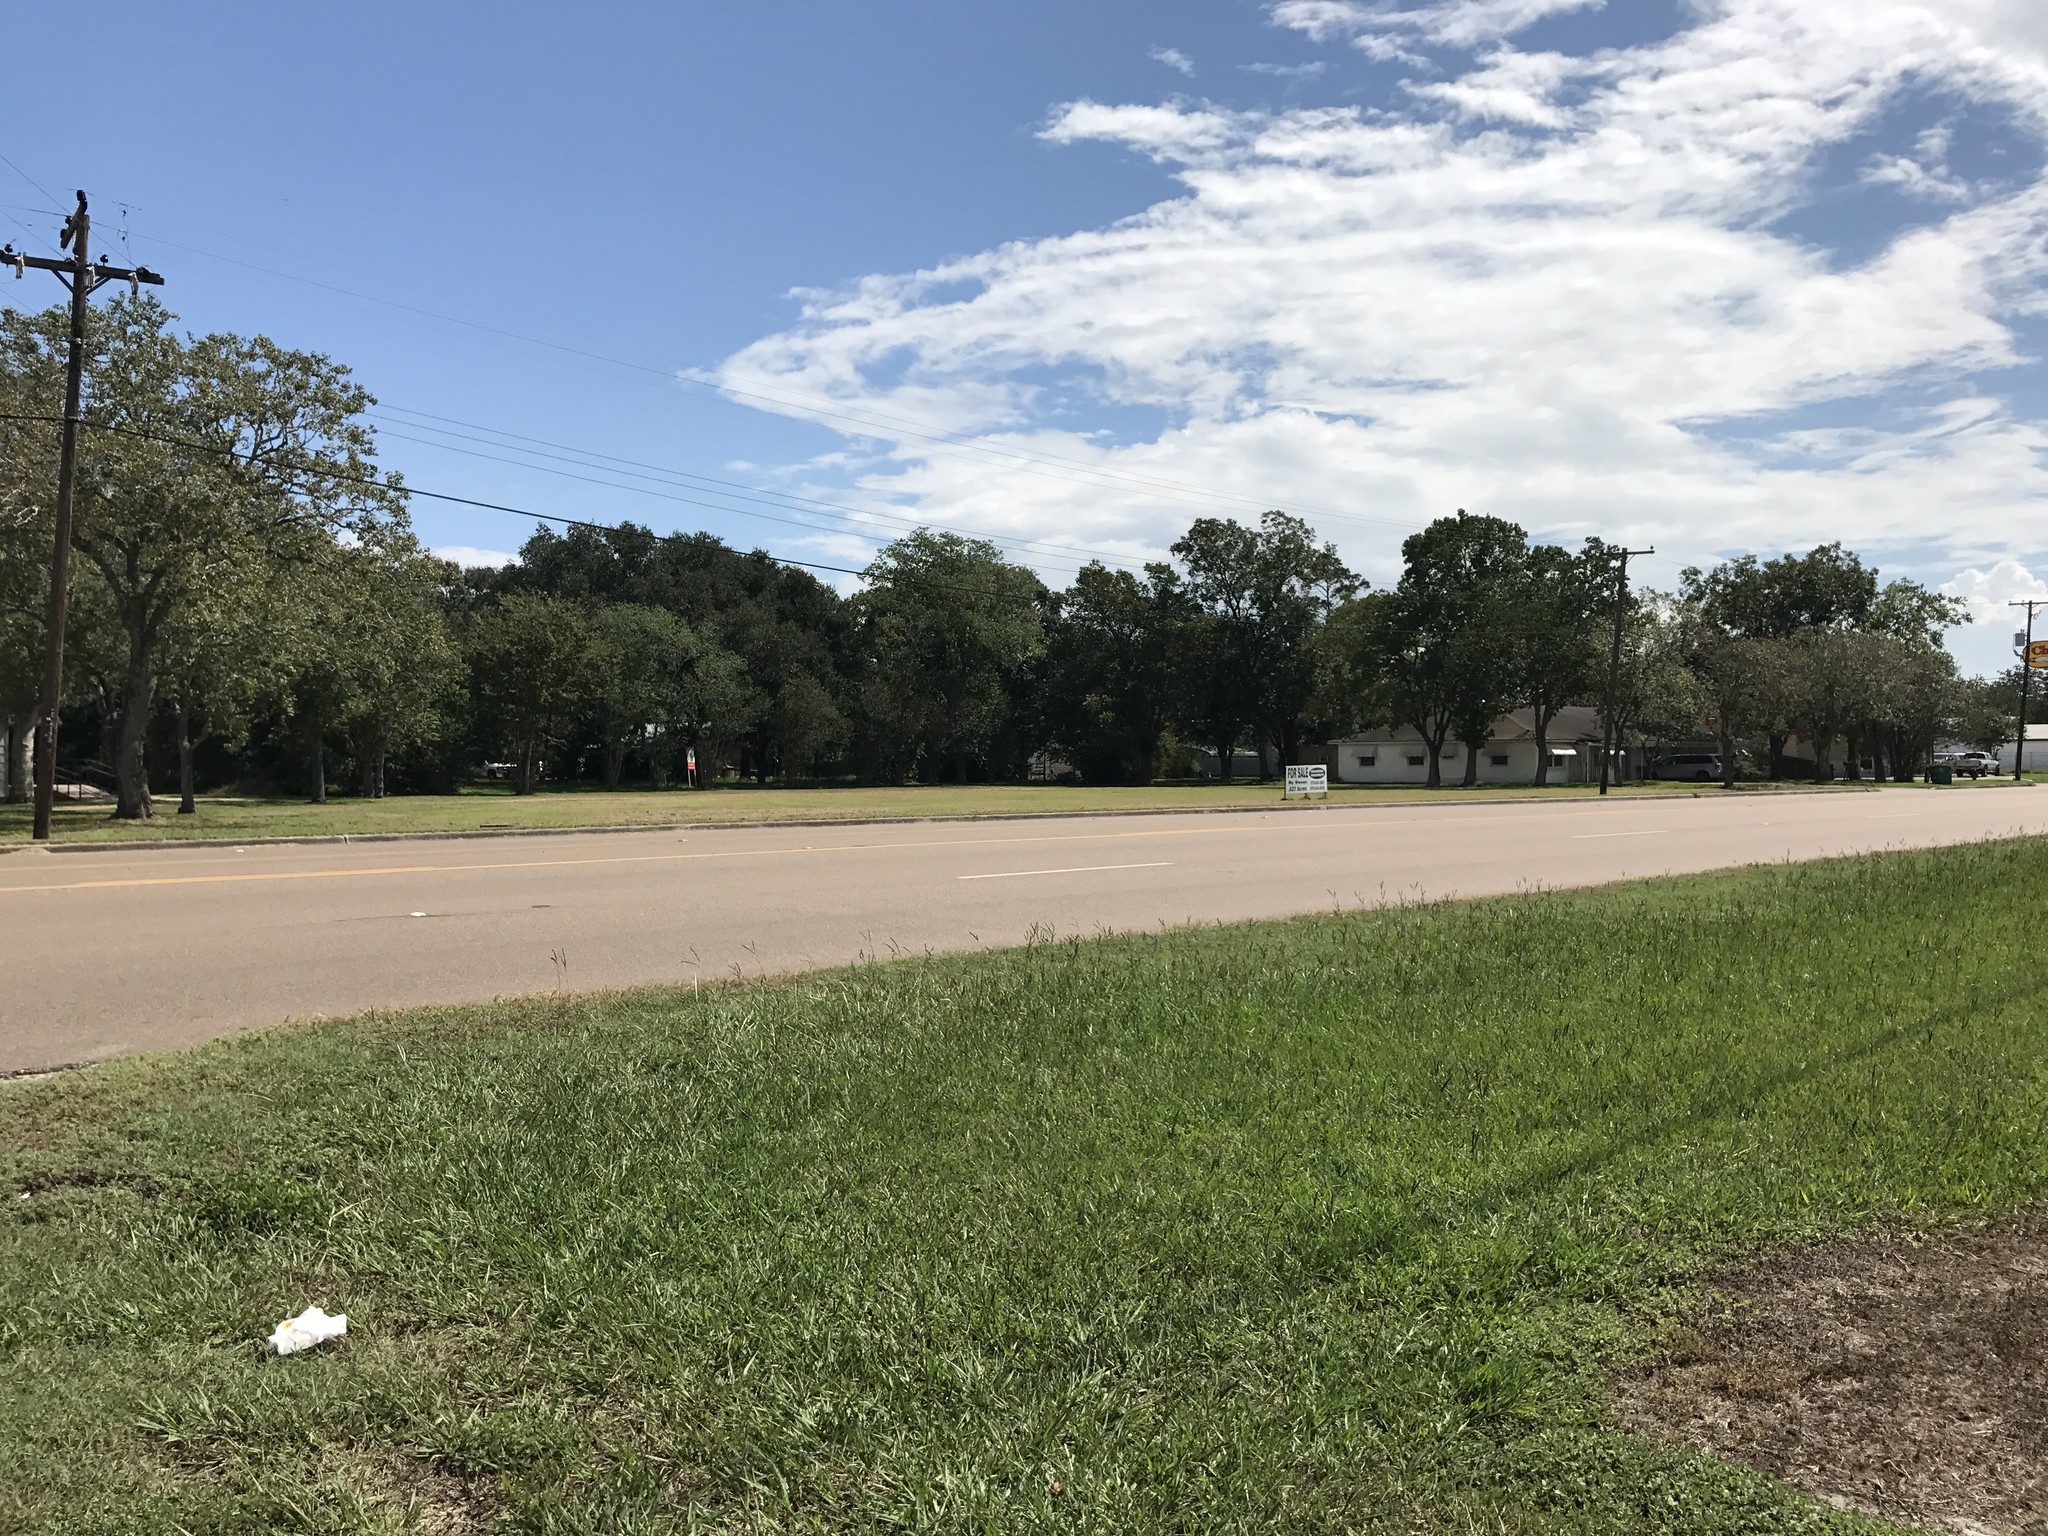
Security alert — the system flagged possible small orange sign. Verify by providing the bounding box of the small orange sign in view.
[2029,640,2048,669]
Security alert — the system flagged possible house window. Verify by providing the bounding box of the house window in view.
[1489,753,1509,766]
[1356,752,1376,766]
[1405,754,1425,767]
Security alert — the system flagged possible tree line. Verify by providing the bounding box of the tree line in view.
[0,301,2022,817]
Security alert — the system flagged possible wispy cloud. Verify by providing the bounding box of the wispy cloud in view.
[1243,60,1329,79]
[1150,45,1196,78]
[1863,124,1973,202]
[717,0,2048,675]
[1271,0,1605,52]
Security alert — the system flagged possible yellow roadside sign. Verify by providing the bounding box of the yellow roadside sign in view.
[2029,640,2048,669]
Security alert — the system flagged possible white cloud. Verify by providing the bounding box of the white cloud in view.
[1862,123,1973,202]
[1243,60,1329,79]
[435,545,515,568]
[1944,558,2048,674]
[1945,559,2048,625]
[1150,46,1196,77]
[1271,0,1606,52]
[714,0,2048,660]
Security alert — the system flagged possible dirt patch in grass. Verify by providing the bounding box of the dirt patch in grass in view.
[348,1451,497,1535]
[1619,1226,2048,1534]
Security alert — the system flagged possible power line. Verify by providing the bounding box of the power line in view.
[368,405,1155,572]
[367,423,1106,580]
[112,219,1429,537]
[0,150,63,213]
[0,409,1049,599]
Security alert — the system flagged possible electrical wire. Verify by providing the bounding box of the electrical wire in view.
[369,404,1156,572]
[0,151,62,212]
[114,222,1429,536]
[0,157,65,256]
[6,191,1153,572]
[367,423,1104,580]
[0,408,1052,599]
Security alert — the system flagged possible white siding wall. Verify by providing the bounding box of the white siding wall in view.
[1334,740,1593,785]
[1336,743,1453,784]
[1998,739,2048,773]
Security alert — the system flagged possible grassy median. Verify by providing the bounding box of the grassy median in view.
[4,840,2045,1532]
[0,776,1913,847]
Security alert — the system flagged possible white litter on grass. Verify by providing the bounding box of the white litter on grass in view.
[267,1305,348,1356]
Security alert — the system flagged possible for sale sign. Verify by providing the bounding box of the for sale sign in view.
[1284,764,1329,798]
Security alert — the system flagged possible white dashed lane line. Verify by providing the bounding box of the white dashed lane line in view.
[958,861,1175,881]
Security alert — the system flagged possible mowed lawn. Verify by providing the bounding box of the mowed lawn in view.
[4,842,2045,1533]
[0,776,1889,846]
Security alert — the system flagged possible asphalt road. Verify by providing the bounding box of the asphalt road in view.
[3,788,2043,1074]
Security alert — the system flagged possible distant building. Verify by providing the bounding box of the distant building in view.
[1998,723,2048,774]
[1329,705,1629,786]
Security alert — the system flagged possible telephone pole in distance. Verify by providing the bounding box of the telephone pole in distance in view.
[1,191,163,840]
[1598,545,1656,796]
[2013,598,2042,783]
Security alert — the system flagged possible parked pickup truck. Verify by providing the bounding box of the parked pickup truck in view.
[1935,750,2000,779]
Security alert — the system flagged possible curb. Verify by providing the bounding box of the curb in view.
[6,782,1898,857]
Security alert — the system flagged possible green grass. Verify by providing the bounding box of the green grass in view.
[4,841,2045,1533]
[0,776,1885,846]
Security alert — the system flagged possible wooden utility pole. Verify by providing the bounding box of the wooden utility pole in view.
[1597,545,1656,796]
[1,191,162,839]
[2013,599,2042,783]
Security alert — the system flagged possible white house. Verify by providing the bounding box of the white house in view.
[1998,723,2048,774]
[1329,706,1627,786]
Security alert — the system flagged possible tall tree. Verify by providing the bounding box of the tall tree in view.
[1310,594,1390,744]
[1373,511,1528,788]
[1040,562,1188,785]
[770,672,846,783]
[854,531,1045,784]
[653,630,756,788]
[467,595,614,794]
[0,355,50,803]
[592,603,697,789]
[333,540,459,800]
[0,296,406,819]
[155,555,294,814]
[1680,544,1879,776]
[1608,596,1708,764]
[1783,627,1875,781]
[1515,541,1602,787]
[498,523,852,780]
[1171,512,1357,771]
[1865,638,1960,781]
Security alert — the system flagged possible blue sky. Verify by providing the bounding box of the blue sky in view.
[5,0,2048,675]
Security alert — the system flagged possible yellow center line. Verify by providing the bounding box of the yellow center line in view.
[0,795,1912,897]
[0,824,1250,895]
[0,807,1588,895]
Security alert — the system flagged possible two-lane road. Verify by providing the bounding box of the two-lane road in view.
[3,788,2042,1074]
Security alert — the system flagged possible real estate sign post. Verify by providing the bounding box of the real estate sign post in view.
[1284,764,1329,799]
